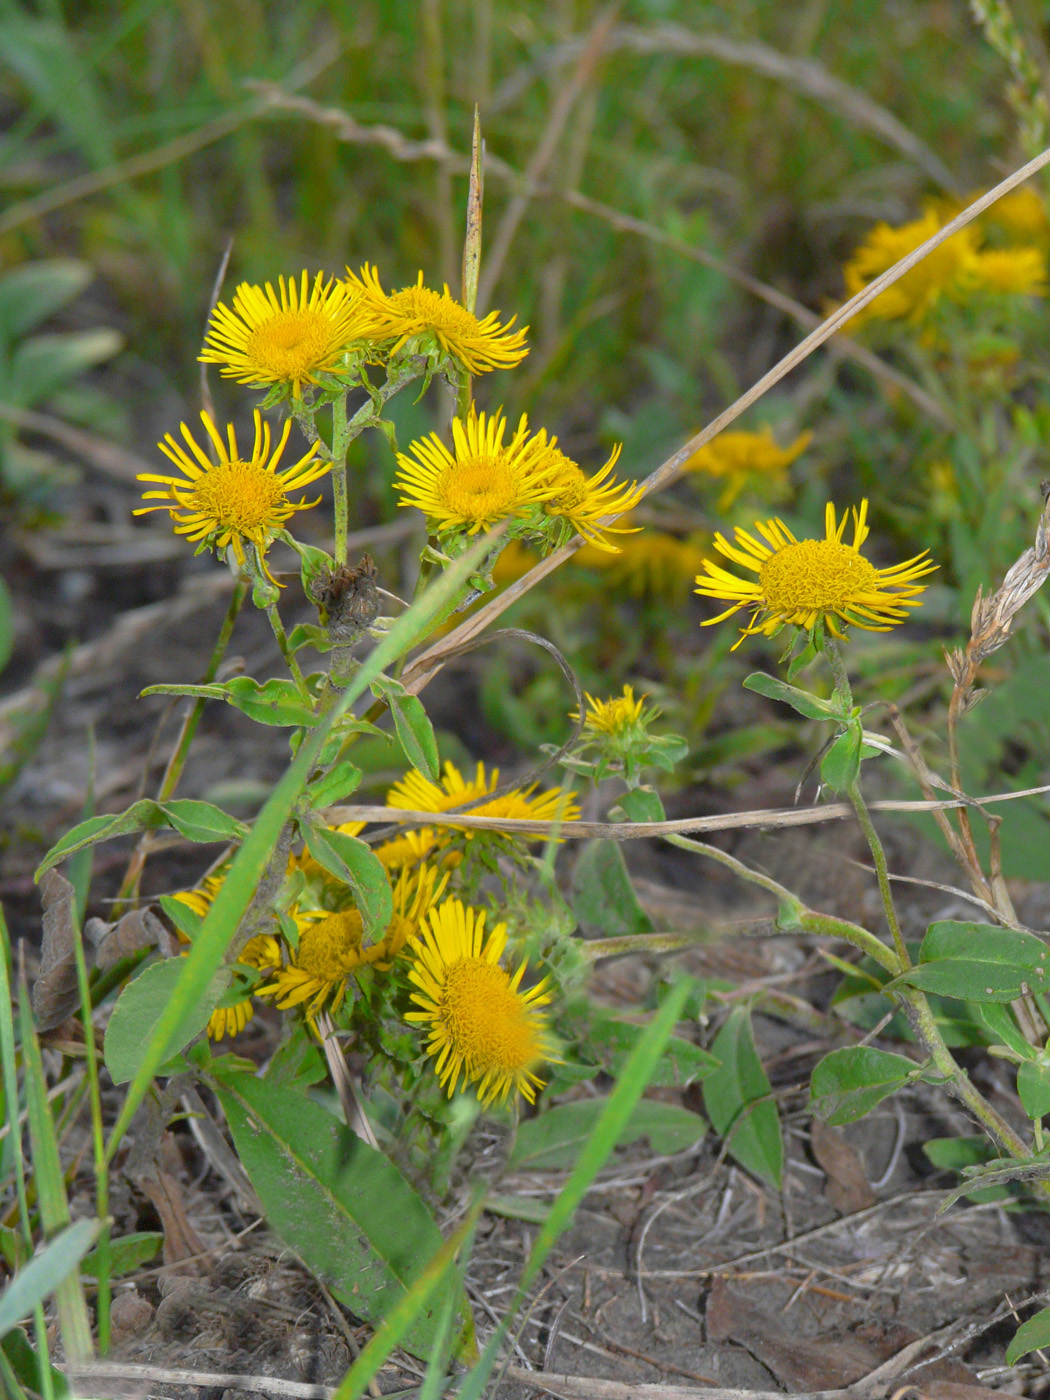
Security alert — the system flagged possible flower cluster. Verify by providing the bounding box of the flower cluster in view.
[173,756,570,1107]
[842,202,1048,328]
[394,405,643,555]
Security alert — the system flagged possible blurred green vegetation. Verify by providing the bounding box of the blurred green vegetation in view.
[0,0,1019,454]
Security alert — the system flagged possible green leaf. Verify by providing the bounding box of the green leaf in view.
[809,1047,917,1125]
[79,1231,162,1279]
[303,762,363,810]
[584,1015,717,1087]
[161,799,248,843]
[1006,1305,1050,1365]
[35,799,246,878]
[975,1001,1034,1059]
[1,1326,71,1399]
[223,676,322,727]
[299,822,393,941]
[287,623,335,655]
[1018,1060,1050,1120]
[615,786,665,823]
[702,1007,782,1187]
[509,1099,706,1170]
[0,258,91,338]
[17,977,92,1359]
[0,1218,102,1341]
[743,672,835,720]
[9,329,121,408]
[571,840,653,936]
[890,920,1050,1002]
[208,1069,473,1361]
[820,724,862,794]
[922,1135,995,1173]
[103,958,230,1084]
[371,675,440,782]
[158,894,203,943]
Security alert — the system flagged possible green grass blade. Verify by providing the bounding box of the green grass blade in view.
[0,1218,103,1341]
[331,1203,482,1400]
[17,976,93,1363]
[454,975,695,1400]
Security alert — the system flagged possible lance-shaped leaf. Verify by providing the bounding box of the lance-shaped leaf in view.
[810,1046,918,1125]
[300,821,393,941]
[888,921,1050,1003]
[36,799,246,878]
[370,674,440,782]
[208,1067,473,1361]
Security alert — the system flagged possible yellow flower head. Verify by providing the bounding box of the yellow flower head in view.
[694,499,937,648]
[345,264,528,374]
[541,442,645,551]
[258,864,445,1024]
[386,760,579,839]
[683,427,812,508]
[394,406,561,535]
[373,827,439,872]
[171,875,281,1040]
[200,271,367,397]
[966,246,1047,296]
[574,684,652,737]
[842,209,982,325]
[986,186,1050,248]
[259,907,365,1021]
[578,525,710,602]
[405,898,556,1106]
[136,410,331,581]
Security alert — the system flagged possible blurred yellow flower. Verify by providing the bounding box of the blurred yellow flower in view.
[394,406,559,535]
[683,426,811,507]
[966,246,1047,296]
[842,209,981,325]
[578,525,709,602]
[136,410,330,582]
[405,898,556,1106]
[200,271,367,397]
[345,264,528,373]
[694,499,936,648]
[843,204,1047,326]
[171,875,281,1040]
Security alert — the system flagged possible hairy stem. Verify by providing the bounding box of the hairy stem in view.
[115,580,248,909]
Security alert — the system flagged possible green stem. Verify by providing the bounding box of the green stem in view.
[846,774,910,969]
[114,580,248,910]
[667,830,899,973]
[266,602,308,696]
[823,638,910,969]
[331,391,349,565]
[904,987,1037,1165]
[158,580,247,802]
[667,827,1047,1191]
